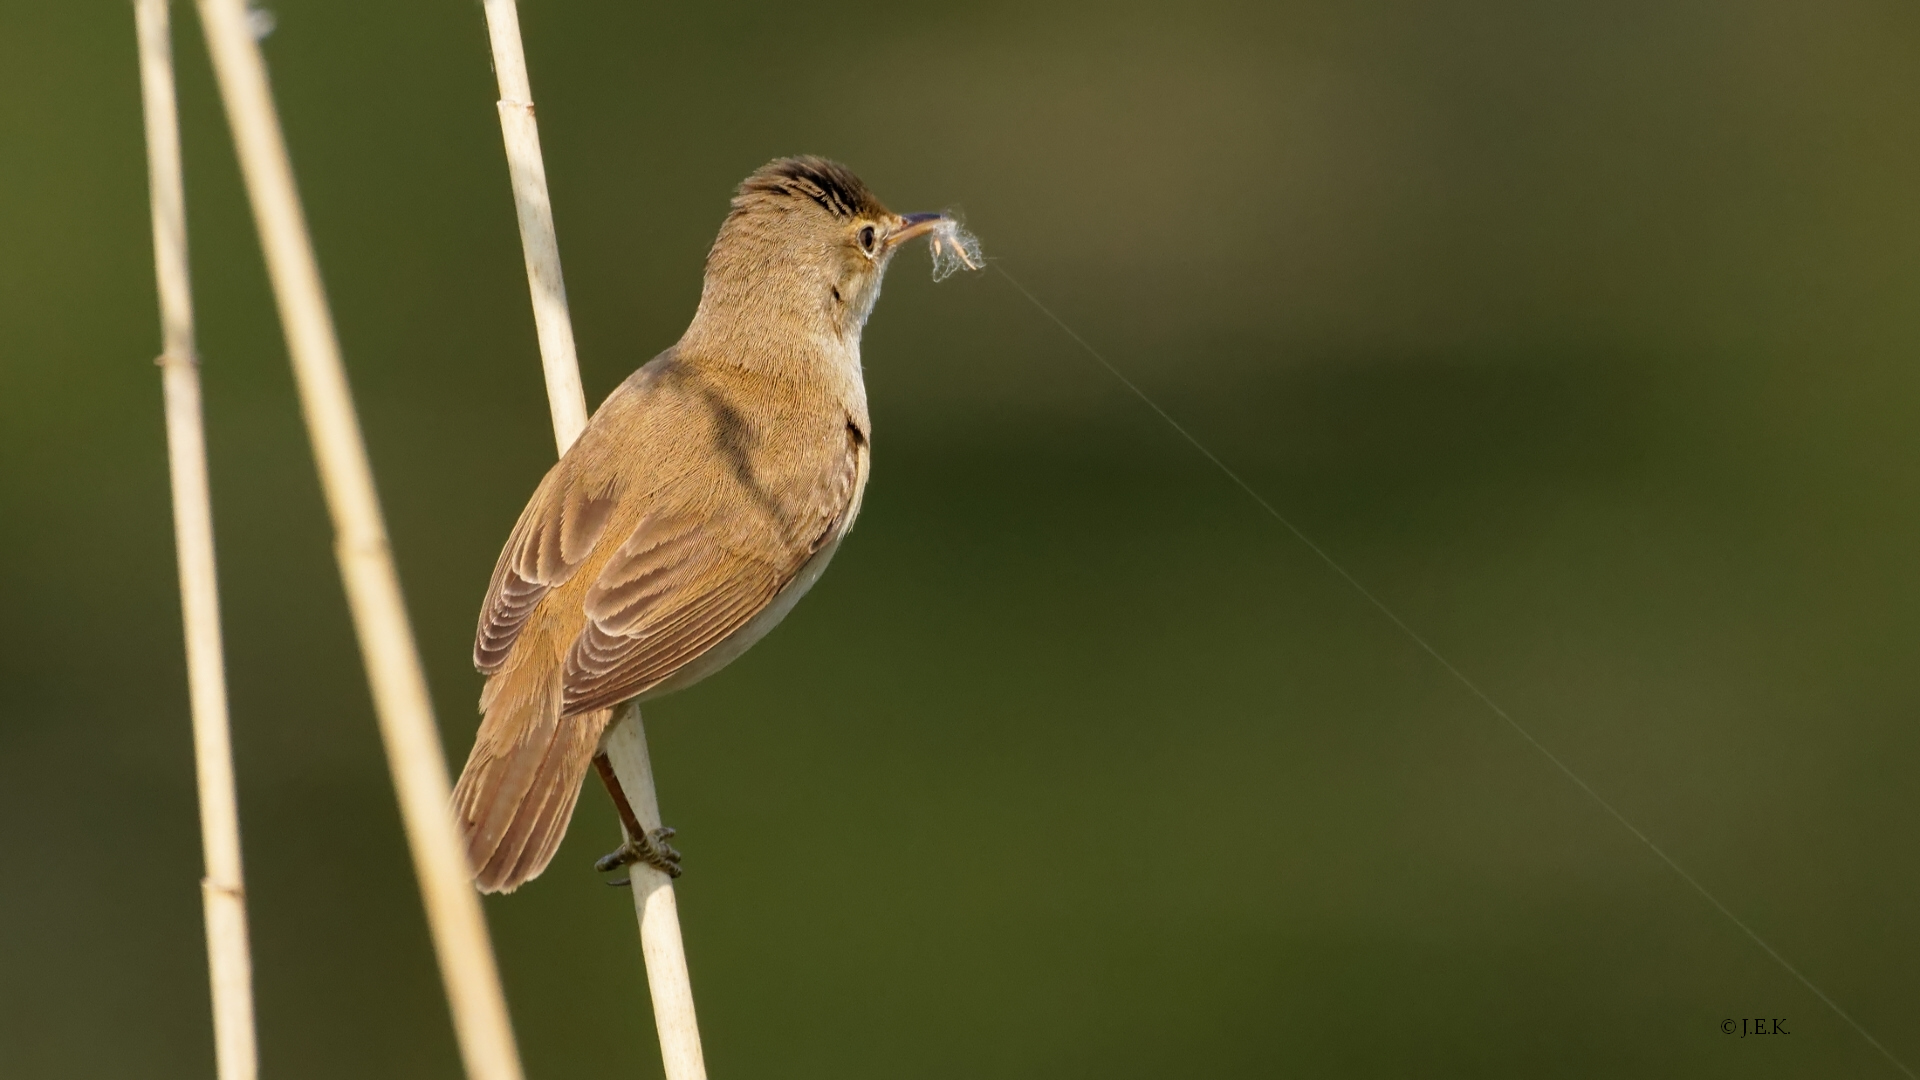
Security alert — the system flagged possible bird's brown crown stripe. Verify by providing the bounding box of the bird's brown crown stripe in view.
[738,156,882,220]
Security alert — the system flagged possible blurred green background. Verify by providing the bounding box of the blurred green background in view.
[4,0,1919,1076]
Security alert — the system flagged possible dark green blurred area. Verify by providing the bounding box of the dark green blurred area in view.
[4,0,1919,1075]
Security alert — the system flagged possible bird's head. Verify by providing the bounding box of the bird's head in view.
[692,156,950,344]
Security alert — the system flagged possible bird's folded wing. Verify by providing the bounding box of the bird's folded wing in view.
[473,460,619,674]
[559,428,863,715]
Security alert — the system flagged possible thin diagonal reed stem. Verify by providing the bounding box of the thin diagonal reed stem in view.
[135,2,257,1076]
[477,4,707,1076]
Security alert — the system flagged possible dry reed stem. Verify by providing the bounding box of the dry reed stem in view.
[135,2,258,1076]
[193,3,524,1078]
[477,4,707,1075]
[481,0,588,453]
[605,708,709,1080]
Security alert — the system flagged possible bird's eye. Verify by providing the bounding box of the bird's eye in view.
[858,225,877,254]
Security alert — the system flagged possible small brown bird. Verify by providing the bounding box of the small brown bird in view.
[452,157,952,893]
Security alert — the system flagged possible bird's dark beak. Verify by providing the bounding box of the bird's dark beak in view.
[886,212,947,250]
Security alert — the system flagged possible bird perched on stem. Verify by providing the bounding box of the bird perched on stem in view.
[452,157,953,893]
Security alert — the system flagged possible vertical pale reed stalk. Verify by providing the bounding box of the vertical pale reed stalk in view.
[480,0,588,452]
[477,4,708,1077]
[604,706,708,1080]
[134,2,258,1077]
[192,3,525,1079]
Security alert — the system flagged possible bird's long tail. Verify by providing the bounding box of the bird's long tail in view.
[452,662,610,894]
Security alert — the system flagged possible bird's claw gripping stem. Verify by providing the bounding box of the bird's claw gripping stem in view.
[597,825,681,881]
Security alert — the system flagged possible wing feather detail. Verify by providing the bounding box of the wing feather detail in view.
[558,423,865,714]
[474,466,619,674]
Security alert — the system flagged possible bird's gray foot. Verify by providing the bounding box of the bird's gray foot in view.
[597,826,681,881]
